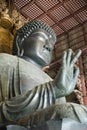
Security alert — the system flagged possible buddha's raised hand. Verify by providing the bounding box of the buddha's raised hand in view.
[54,49,82,98]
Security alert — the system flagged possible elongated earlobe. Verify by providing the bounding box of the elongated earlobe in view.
[20,49,24,56]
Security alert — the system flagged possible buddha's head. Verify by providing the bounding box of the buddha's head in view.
[13,20,56,68]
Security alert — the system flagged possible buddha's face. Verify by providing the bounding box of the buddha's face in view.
[22,29,55,67]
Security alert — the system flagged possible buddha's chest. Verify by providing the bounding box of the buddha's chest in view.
[19,66,52,93]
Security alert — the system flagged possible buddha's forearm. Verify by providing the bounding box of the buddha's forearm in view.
[1,81,55,126]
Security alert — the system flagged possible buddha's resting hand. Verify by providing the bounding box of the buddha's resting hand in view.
[54,49,81,98]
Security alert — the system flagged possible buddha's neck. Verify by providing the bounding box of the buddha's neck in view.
[20,56,43,69]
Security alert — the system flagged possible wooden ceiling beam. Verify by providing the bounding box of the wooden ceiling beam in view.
[56,5,87,25]
[56,21,87,40]
[20,0,35,10]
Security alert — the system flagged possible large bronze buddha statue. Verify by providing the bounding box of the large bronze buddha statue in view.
[0,20,87,130]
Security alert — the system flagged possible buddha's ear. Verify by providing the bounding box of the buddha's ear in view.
[13,33,24,56]
[15,35,21,56]
[20,49,24,56]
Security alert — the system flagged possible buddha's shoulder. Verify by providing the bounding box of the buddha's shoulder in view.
[0,53,30,66]
[0,53,20,67]
[0,53,16,58]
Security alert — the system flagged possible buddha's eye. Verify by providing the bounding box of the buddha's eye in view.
[43,45,51,52]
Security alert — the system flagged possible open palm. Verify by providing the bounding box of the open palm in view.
[54,49,81,98]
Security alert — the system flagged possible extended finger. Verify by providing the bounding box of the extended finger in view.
[73,67,79,84]
[62,51,67,68]
[71,50,82,67]
[66,49,72,65]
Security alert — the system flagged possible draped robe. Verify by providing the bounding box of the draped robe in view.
[0,53,87,128]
